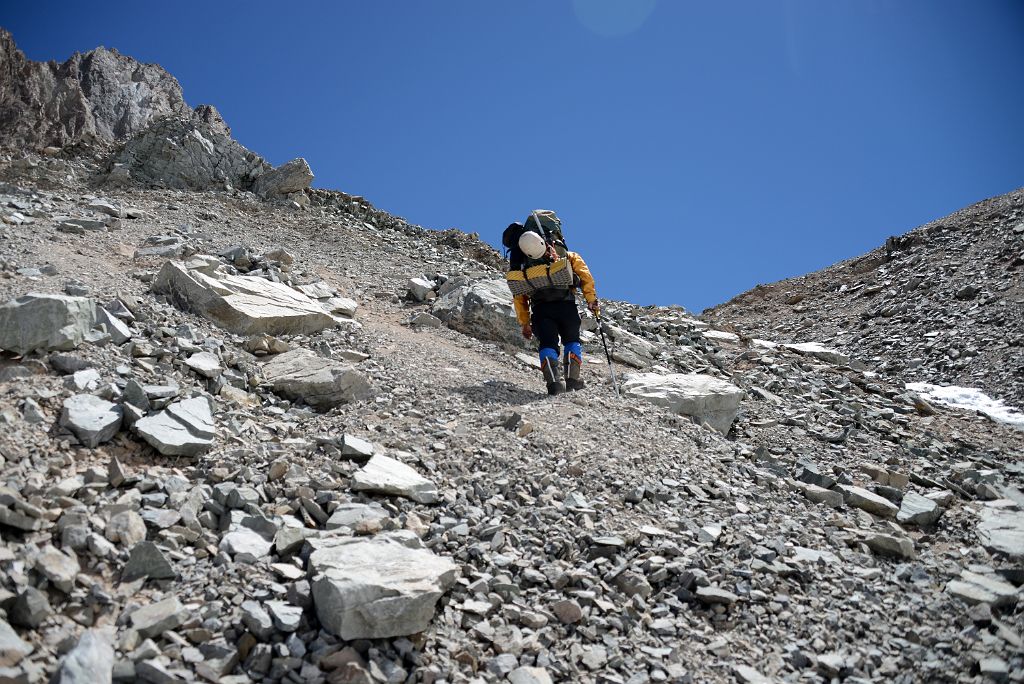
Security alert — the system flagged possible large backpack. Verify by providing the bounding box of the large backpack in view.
[503,210,577,297]
[501,210,569,270]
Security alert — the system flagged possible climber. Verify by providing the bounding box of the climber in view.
[502,210,599,396]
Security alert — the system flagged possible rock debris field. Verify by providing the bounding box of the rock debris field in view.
[0,26,1022,684]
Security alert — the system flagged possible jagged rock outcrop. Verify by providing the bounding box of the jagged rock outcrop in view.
[0,30,314,199]
[105,115,269,191]
[0,28,192,150]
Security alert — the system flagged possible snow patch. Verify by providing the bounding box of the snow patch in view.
[907,382,1024,430]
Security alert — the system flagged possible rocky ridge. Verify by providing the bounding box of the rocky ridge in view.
[0,29,1022,684]
[704,189,1024,407]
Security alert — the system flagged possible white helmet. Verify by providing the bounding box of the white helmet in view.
[518,230,547,259]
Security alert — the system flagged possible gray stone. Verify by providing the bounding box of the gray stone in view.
[604,323,658,368]
[88,199,123,217]
[265,601,302,632]
[946,570,1021,607]
[410,312,442,328]
[0,506,41,532]
[732,665,772,684]
[106,510,147,546]
[220,527,272,559]
[184,352,222,378]
[622,373,744,434]
[252,158,314,198]
[836,485,898,518]
[341,434,375,458]
[325,503,389,531]
[66,368,101,391]
[897,491,943,526]
[22,398,45,424]
[431,278,525,348]
[154,258,339,336]
[123,542,175,582]
[308,532,459,639]
[34,546,80,593]
[240,601,274,640]
[783,342,851,365]
[0,619,33,667]
[407,278,435,302]
[273,527,316,557]
[58,395,122,449]
[551,600,584,624]
[134,397,215,457]
[802,483,844,508]
[325,297,358,318]
[10,587,50,628]
[864,533,915,559]
[977,505,1024,559]
[695,586,738,605]
[0,293,96,355]
[351,455,439,504]
[59,629,113,684]
[130,597,187,639]
[508,667,554,684]
[96,307,132,345]
[262,348,373,409]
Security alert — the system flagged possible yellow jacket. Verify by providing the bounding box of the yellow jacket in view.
[513,251,597,327]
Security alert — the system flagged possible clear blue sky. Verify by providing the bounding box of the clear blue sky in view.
[6,2,1024,312]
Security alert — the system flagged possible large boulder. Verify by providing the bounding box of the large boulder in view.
[262,348,373,409]
[308,532,459,639]
[431,278,524,348]
[0,293,96,355]
[134,397,216,457]
[253,158,314,198]
[153,258,340,336]
[622,373,744,434]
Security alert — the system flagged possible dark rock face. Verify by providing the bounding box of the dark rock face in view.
[0,28,192,149]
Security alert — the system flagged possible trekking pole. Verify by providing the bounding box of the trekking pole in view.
[594,309,620,397]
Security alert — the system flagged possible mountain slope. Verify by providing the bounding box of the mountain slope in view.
[704,188,1024,406]
[0,30,1021,684]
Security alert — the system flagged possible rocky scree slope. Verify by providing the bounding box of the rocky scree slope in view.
[0,29,1023,684]
[0,153,1021,684]
[703,189,1024,407]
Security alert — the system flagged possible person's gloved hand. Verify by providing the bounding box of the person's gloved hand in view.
[521,324,533,340]
[588,300,600,316]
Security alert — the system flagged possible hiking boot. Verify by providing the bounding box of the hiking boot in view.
[541,356,564,396]
[564,352,584,392]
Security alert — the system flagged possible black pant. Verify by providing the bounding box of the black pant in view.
[531,300,581,352]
